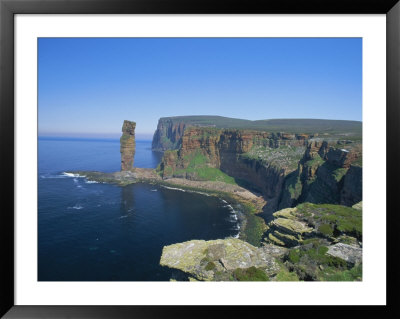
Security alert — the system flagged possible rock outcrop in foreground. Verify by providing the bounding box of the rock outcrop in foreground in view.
[120,120,136,171]
[160,238,281,281]
[160,201,363,281]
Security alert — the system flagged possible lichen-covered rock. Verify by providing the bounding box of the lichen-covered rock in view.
[261,244,288,258]
[120,120,136,171]
[160,238,281,281]
[327,243,362,265]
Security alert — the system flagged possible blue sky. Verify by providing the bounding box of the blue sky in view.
[38,38,362,139]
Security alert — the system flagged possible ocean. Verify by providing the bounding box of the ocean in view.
[38,137,241,281]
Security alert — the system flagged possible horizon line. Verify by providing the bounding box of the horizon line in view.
[38,135,153,141]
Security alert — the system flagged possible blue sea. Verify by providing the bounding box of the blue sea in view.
[38,138,241,281]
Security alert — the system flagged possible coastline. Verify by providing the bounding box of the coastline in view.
[65,168,268,246]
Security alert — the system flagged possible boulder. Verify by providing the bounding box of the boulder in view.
[327,243,362,265]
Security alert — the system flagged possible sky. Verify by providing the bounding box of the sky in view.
[38,38,362,139]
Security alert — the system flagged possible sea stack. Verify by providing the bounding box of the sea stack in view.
[120,120,136,171]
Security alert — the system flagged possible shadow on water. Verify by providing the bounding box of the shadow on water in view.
[119,183,190,281]
[120,184,135,217]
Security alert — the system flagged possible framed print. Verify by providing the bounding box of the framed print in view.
[1,0,399,318]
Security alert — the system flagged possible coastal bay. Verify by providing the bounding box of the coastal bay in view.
[38,138,241,281]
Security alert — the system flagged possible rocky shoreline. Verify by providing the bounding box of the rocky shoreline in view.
[67,168,264,206]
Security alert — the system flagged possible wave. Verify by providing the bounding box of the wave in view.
[61,172,86,178]
[229,214,238,222]
[40,174,68,179]
[196,191,210,197]
[160,185,210,197]
[150,189,158,192]
[226,214,238,223]
[68,205,83,210]
[232,224,240,231]
[161,185,186,192]
[85,180,99,184]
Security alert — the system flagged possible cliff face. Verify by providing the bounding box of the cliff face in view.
[279,140,362,208]
[120,120,136,171]
[158,126,362,211]
[152,118,186,151]
[340,165,362,206]
[158,127,315,212]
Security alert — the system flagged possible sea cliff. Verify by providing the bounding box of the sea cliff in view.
[151,116,362,151]
[157,126,362,213]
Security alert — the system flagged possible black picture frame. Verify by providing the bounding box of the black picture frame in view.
[1,0,399,317]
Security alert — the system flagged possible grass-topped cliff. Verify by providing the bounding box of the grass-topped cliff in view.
[157,125,362,212]
[152,116,362,151]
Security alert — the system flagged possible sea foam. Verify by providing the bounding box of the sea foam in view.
[61,172,86,178]
[85,180,99,184]
[161,185,186,192]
